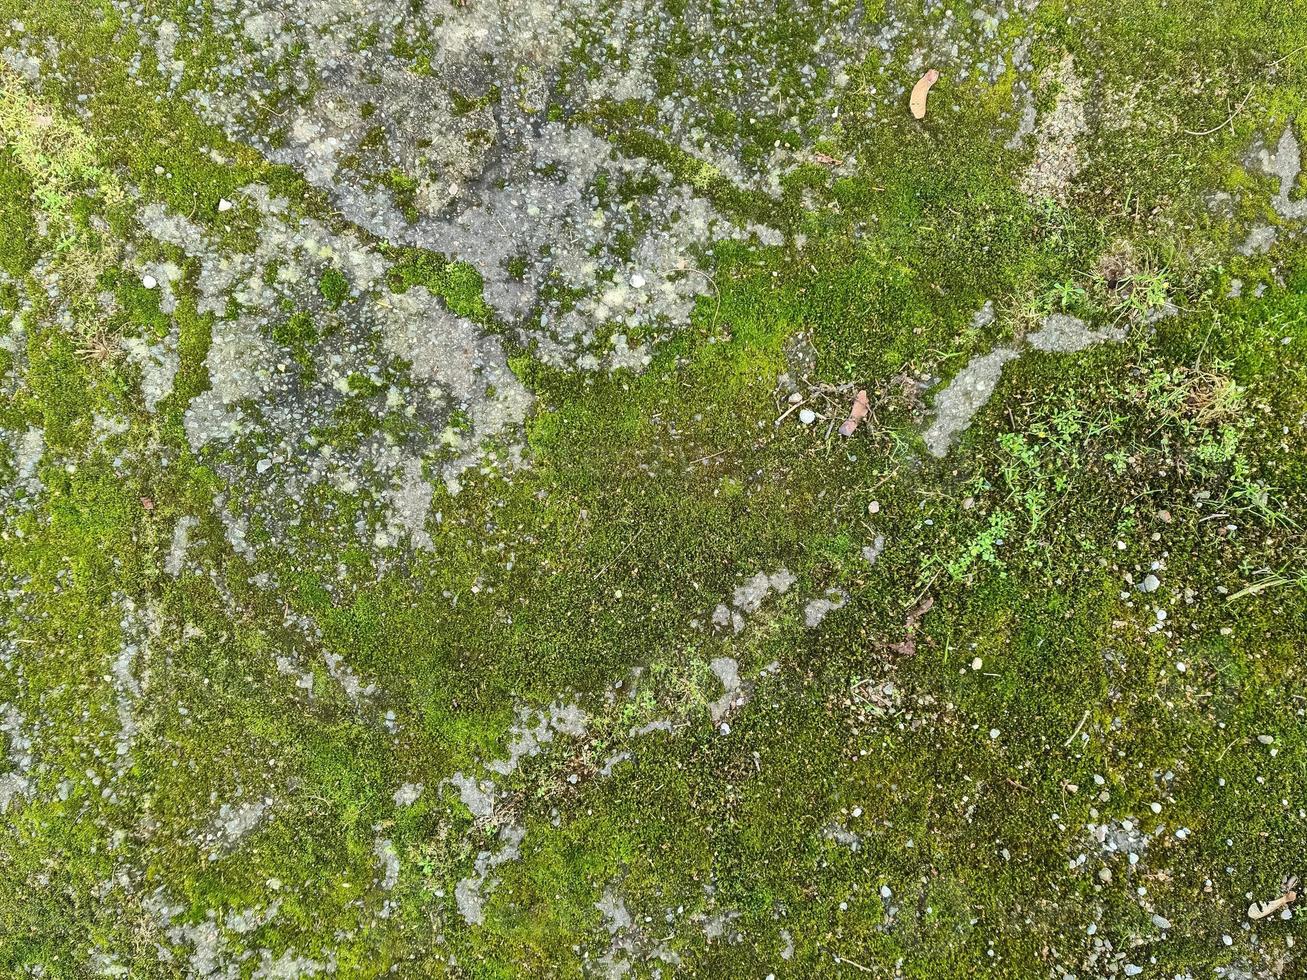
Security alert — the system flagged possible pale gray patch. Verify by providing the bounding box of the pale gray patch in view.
[209,799,269,853]
[455,824,526,925]
[225,903,280,935]
[92,414,130,443]
[213,494,256,561]
[378,456,435,550]
[0,703,34,813]
[862,534,886,565]
[393,782,423,807]
[153,20,185,88]
[707,657,742,723]
[1228,278,1243,299]
[599,751,631,778]
[1248,124,1306,221]
[596,888,633,934]
[804,589,847,628]
[1,46,42,82]
[701,909,741,941]
[971,300,995,331]
[1027,313,1125,353]
[15,426,44,485]
[374,836,399,891]
[447,772,496,820]
[322,651,375,701]
[111,599,154,771]
[631,718,674,737]
[164,516,198,577]
[485,701,587,776]
[780,927,795,960]
[1021,55,1086,204]
[923,348,1021,457]
[548,702,588,737]
[711,602,744,634]
[251,950,332,979]
[121,322,180,412]
[732,568,795,614]
[824,823,861,851]
[1238,224,1277,256]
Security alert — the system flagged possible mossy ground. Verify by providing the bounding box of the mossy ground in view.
[2,1,1306,977]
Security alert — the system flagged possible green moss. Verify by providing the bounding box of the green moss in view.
[318,266,352,307]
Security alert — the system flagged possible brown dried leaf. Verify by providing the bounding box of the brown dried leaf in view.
[910,69,940,120]
[838,390,870,437]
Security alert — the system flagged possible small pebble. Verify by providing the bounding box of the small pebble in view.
[1138,573,1160,593]
[799,408,816,425]
[630,273,646,289]
[1151,914,1171,930]
[971,657,983,670]
[879,885,891,899]
[218,198,234,212]
[868,501,880,514]
[1257,734,1274,745]
[141,274,158,289]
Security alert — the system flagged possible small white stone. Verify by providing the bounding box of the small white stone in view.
[1257,734,1274,745]
[799,408,816,425]
[630,273,646,289]
[141,274,158,290]
[879,885,891,899]
[719,723,730,735]
[851,806,863,818]
[971,657,983,670]
[1223,934,1233,946]
[868,501,880,514]
[988,728,999,740]
[1150,802,1162,814]
[1175,662,1186,673]
[1138,573,1160,593]
[218,198,234,212]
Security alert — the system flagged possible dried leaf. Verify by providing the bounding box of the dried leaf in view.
[904,595,935,631]
[910,69,940,120]
[838,390,870,437]
[1248,891,1296,920]
[813,151,844,166]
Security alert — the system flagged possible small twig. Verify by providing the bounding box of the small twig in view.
[774,399,806,426]
[689,449,727,466]
[1064,709,1090,748]
[1182,87,1254,137]
[1181,44,1306,137]
[832,953,875,974]
[591,528,646,581]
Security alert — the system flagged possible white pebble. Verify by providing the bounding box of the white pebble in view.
[971,657,983,670]
[799,409,816,425]
[879,885,891,899]
[218,198,234,212]
[630,273,646,289]
[141,274,158,289]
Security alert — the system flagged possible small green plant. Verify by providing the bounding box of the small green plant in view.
[946,511,1015,580]
[318,266,351,307]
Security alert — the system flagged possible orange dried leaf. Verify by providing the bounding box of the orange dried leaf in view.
[910,69,939,120]
[838,390,870,437]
